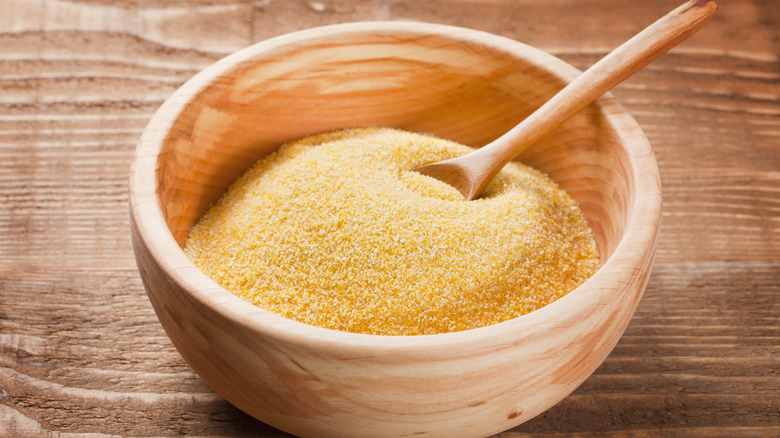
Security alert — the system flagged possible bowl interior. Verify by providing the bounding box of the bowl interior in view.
[155,24,636,266]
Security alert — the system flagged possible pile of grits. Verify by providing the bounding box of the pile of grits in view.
[184,128,599,335]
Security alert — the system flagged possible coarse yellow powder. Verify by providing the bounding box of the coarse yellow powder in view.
[184,127,599,336]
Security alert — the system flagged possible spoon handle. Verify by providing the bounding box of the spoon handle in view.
[477,0,718,178]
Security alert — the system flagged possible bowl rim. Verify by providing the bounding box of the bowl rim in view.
[129,21,662,354]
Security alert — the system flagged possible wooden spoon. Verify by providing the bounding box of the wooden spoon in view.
[414,0,718,200]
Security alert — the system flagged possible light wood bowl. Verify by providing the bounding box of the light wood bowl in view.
[129,22,662,438]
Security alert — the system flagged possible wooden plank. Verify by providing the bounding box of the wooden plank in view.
[1,46,778,268]
[1,263,777,435]
[391,0,780,56]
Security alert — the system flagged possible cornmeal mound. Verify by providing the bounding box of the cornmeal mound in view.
[185,128,599,336]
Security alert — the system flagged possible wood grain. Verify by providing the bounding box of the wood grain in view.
[1,0,778,436]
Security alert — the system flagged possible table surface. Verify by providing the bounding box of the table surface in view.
[1,0,778,436]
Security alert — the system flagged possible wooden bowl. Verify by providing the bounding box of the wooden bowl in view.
[129,22,662,438]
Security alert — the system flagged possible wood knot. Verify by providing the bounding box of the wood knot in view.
[507,410,523,419]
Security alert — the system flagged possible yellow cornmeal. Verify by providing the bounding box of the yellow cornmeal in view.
[184,127,599,336]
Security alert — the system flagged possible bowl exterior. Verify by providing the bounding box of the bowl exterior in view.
[129,22,661,438]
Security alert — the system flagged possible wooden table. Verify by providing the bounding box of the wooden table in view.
[1,0,778,436]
